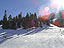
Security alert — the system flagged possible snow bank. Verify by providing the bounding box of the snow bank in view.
[0,24,64,48]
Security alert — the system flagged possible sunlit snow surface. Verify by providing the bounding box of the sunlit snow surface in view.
[0,24,64,48]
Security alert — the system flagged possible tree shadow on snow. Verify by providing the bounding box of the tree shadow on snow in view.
[23,26,49,36]
[0,26,49,44]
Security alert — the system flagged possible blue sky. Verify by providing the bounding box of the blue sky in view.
[0,0,50,20]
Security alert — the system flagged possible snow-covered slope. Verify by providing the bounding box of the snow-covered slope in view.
[0,24,64,48]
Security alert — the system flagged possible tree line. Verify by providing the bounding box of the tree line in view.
[0,10,55,30]
[0,10,40,29]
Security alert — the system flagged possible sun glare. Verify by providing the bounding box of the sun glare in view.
[39,0,64,16]
[51,0,64,9]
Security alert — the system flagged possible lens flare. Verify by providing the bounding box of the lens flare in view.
[39,7,50,16]
[62,10,64,20]
[38,0,64,27]
[39,6,50,21]
[44,7,49,12]
[50,0,64,10]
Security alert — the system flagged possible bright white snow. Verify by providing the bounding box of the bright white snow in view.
[0,24,64,48]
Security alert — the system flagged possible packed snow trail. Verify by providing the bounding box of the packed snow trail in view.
[0,24,64,48]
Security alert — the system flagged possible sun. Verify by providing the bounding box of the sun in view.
[51,0,64,9]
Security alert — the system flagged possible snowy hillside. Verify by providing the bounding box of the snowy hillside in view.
[0,24,64,48]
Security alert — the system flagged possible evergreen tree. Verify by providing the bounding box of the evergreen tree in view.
[26,12,30,28]
[15,16,18,28]
[16,16,18,22]
[22,17,27,29]
[0,20,3,25]
[29,12,38,27]
[48,13,55,23]
[12,17,16,29]
[17,12,22,28]
[40,20,42,28]
[58,11,63,26]
[34,12,38,27]
[2,10,8,29]
[8,15,12,29]
[30,13,34,27]
[46,20,50,26]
